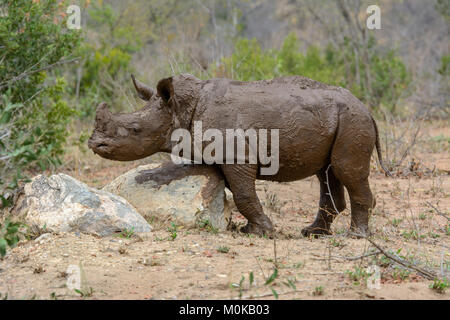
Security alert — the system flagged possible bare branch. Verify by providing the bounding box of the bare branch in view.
[361,235,438,280]
[0,57,80,90]
[426,202,450,222]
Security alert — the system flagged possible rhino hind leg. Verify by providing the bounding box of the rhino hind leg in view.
[221,164,275,236]
[301,166,346,237]
[329,113,376,237]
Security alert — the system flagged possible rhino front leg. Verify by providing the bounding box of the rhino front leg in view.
[221,164,274,236]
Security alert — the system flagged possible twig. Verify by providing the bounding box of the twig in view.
[0,58,80,90]
[362,235,438,280]
[341,250,382,261]
[311,251,381,261]
[324,164,339,214]
[396,123,421,168]
[273,238,278,269]
[229,288,309,300]
[426,201,449,222]
[254,256,266,279]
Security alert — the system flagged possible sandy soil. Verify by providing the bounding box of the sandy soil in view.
[0,122,448,300]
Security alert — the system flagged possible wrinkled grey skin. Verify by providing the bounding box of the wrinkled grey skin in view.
[89,73,390,237]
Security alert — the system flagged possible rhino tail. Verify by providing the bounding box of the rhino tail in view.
[371,116,392,177]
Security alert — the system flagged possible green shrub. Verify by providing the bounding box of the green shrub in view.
[75,1,143,117]
[429,278,449,294]
[0,220,21,257]
[0,0,81,205]
[213,38,278,81]
[214,33,410,112]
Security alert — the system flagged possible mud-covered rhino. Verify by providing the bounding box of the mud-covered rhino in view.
[88,74,390,237]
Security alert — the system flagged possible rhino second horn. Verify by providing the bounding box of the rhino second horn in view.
[95,102,112,119]
[96,102,110,113]
[131,74,154,101]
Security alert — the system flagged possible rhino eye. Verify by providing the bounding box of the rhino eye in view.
[117,127,129,137]
[132,127,141,133]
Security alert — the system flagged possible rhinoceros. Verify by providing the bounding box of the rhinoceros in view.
[88,74,390,237]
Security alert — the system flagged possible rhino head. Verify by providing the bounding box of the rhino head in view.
[88,74,201,161]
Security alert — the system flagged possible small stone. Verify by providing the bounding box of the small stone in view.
[35,233,51,244]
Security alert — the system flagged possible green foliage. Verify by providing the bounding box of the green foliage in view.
[401,229,426,240]
[167,222,178,241]
[198,219,219,234]
[217,246,230,253]
[429,278,449,294]
[0,0,81,204]
[367,49,410,112]
[436,0,450,22]
[265,268,278,285]
[0,0,81,102]
[76,0,143,117]
[345,266,371,286]
[278,34,346,86]
[214,38,278,81]
[119,227,135,239]
[75,287,94,298]
[0,220,21,257]
[312,286,324,296]
[392,267,411,281]
[438,54,450,76]
[214,33,410,112]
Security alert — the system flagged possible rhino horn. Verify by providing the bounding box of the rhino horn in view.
[131,74,154,101]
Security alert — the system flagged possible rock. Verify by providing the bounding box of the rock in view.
[35,233,52,244]
[11,174,152,237]
[103,162,231,231]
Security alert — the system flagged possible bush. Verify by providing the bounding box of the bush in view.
[75,1,143,117]
[212,38,278,81]
[213,33,410,112]
[0,219,21,258]
[0,0,81,206]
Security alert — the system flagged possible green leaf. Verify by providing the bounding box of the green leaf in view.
[270,288,279,299]
[0,238,7,257]
[265,268,278,285]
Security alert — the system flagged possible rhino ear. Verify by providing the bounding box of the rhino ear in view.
[156,77,174,104]
[131,74,154,101]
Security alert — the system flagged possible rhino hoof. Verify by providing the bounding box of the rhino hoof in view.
[301,225,332,238]
[348,226,370,239]
[240,222,274,237]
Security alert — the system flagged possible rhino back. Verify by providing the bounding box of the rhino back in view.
[192,76,345,181]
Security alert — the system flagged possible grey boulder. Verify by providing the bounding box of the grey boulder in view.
[103,162,231,231]
[12,174,152,237]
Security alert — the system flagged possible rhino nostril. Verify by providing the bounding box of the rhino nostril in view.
[97,143,109,148]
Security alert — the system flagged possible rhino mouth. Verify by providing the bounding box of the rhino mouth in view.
[88,139,112,154]
[94,144,111,154]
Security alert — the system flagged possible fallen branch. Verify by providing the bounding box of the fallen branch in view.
[426,201,449,222]
[362,235,438,280]
[341,250,381,261]
[228,288,309,300]
[311,250,381,262]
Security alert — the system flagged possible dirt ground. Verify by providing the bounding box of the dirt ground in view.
[0,121,448,300]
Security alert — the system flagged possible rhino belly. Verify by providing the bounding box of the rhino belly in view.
[258,105,338,182]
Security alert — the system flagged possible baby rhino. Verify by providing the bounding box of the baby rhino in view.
[88,74,390,237]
